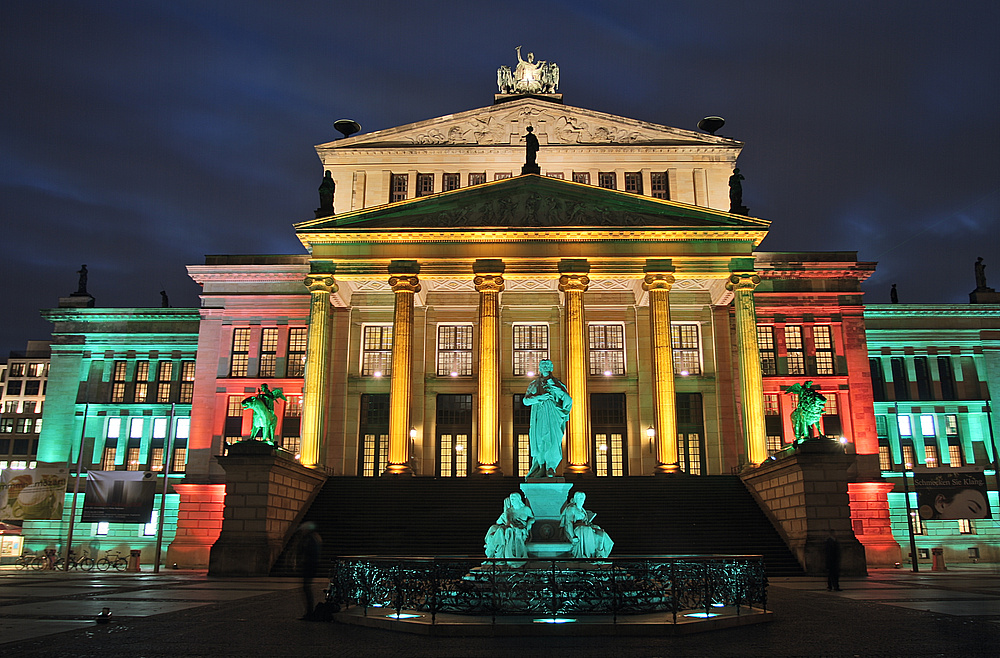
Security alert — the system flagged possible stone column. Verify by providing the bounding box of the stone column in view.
[727,271,768,465]
[474,260,505,475]
[300,275,336,468]
[385,270,420,475]
[559,266,591,475]
[644,267,679,474]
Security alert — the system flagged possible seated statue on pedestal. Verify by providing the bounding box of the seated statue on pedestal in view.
[560,491,614,559]
[485,493,535,561]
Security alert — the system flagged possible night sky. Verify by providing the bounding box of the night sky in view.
[3,1,998,356]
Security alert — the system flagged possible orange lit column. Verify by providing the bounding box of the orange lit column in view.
[644,267,678,474]
[474,262,504,475]
[300,275,336,468]
[385,270,420,475]
[559,267,590,475]
[727,271,767,465]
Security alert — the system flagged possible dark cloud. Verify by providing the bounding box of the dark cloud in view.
[1,0,998,354]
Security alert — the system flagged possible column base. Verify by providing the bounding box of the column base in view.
[653,463,681,475]
[563,464,592,477]
[382,464,413,476]
[475,464,503,476]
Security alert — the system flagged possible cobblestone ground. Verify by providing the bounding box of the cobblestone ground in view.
[1,567,998,657]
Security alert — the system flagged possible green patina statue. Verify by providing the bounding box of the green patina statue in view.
[522,359,572,478]
[242,383,287,445]
[786,380,827,442]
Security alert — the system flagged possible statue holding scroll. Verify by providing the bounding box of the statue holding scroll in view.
[522,359,572,478]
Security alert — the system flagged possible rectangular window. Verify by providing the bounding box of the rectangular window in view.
[258,328,279,377]
[95,522,109,536]
[924,443,939,468]
[624,172,642,194]
[494,172,512,180]
[133,361,150,403]
[359,394,390,477]
[101,447,117,470]
[891,357,909,401]
[545,172,565,179]
[897,415,913,437]
[129,418,144,440]
[764,394,780,416]
[390,173,408,202]
[361,325,393,377]
[287,328,307,377]
[23,401,36,414]
[436,325,473,377]
[179,361,196,403]
[876,415,889,437]
[281,435,301,454]
[15,419,31,433]
[230,328,250,377]
[513,324,549,376]
[150,447,164,472]
[650,172,669,199]
[29,363,46,377]
[588,323,625,376]
[172,447,187,473]
[437,394,472,478]
[468,172,486,186]
[938,357,957,400]
[813,326,835,375]
[143,510,159,536]
[442,173,460,191]
[33,419,42,434]
[671,323,701,376]
[227,395,245,416]
[0,419,13,433]
[914,356,932,401]
[958,518,975,534]
[126,447,141,471]
[175,418,190,439]
[870,358,887,401]
[152,417,167,439]
[415,173,434,196]
[902,444,916,469]
[111,361,128,403]
[757,326,777,375]
[9,363,25,377]
[920,414,936,437]
[878,445,892,471]
[948,444,963,467]
[598,172,616,190]
[766,435,784,456]
[106,417,121,440]
[572,172,591,185]
[911,511,925,535]
[156,361,173,403]
[784,326,805,375]
[3,401,17,413]
[24,381,39,396]
[284,396,303,417]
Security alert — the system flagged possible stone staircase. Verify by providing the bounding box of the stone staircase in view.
[270,475,804,576]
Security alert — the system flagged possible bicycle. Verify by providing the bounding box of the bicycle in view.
[74,549,96,572]
[96,550,128,572]
[14,550,43,570]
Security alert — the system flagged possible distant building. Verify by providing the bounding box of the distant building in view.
[0,340,50,469]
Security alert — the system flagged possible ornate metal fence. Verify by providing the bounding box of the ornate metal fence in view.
[328,555,767,624]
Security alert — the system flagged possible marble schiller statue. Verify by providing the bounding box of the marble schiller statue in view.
[522,359,572,478]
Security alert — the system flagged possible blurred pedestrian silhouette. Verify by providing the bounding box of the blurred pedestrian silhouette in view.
[825,530,842,591]
[296,522,322,620]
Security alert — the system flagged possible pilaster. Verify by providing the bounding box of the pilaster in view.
[386,264,420,475]
[474,260,504,475]
[644,262,678,474]
[559,262,590,475]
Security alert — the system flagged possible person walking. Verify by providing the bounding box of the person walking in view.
[297,522,322,620]
[825,530,842,591]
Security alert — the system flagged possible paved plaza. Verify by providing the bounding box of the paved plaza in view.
[1,564,998,656]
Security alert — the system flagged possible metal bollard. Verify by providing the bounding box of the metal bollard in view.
[127,549,142,572]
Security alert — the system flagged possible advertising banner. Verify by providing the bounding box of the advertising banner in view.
[81,471,157,524]
[915,470,992,520]
[0,468,69,520]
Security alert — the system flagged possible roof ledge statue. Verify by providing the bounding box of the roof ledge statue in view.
[498,46,559,94]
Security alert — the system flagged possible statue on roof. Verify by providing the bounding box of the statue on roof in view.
[498,47,560,94]
[974,257,988,291]
[76,264,88,295]
[316,170,336,218]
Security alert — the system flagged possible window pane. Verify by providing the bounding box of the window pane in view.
[588,324,625,376]
[897,415,912,437]
[671,324,701,376]
[513,325,549,376]
[919,414,935,437]
[361,325,393,376]
[437,325,474,376]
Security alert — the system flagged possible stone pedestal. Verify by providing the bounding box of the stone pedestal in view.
[208,441,327,576]
[520,481,573,558]
[741,438,868,576]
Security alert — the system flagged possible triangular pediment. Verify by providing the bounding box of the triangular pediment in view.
[296,175,768,232]
[316,97,739,149]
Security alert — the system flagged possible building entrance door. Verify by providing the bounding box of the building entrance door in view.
[591,393,627,476]
[358,393,389,476]
[437,394,472,477]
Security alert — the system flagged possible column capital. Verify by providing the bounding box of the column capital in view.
[304,275,337,293]
[726,272,761,292]
[389,275,421,293]
[474,274,505,293]
[558,273,590,293]
[642,273,676,291]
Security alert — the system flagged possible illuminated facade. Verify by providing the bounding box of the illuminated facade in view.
[0,341,49,469]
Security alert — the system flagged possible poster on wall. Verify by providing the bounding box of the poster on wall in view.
[0,468,69,520]
[915,470,992,520]
[81,471,157,524]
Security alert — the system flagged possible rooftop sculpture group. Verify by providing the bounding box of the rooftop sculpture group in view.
[497,46,559,94]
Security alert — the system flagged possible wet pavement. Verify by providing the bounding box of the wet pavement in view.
[1,564,998,656]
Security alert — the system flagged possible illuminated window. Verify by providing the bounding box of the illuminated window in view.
[442,173,460,191]
[513,324,548,376]
[924,443,939,468]
[591,394,626,477]
[948,444,963,468]
[361,325,393,376]
[650,172,669,199]
[545,171,565,179]
[143,510,158,536]
[415,173,434,196]
[764,394,780,415]
[468,172,486,186]
[902,444,916,469]
[897,415,912,437]
[284,396,302,417]
[152,418,167,439]
[784,326,805,375]
[111,361,128,403]
[259,328,279,377]
[958,519,975,534]
[281,435,301,454]
[179,361,196,403]
[588,323,625,376]
[0,419,13,433]
[671,323,701,376]
[359,394,390,477]
[624,172,642,194]
[878,445,892,470]
[3,401,16,413]
[126,447,141,471]
[938,357,957,400]
[107,417,121,440]
[230,329,250,377]
[29,362,46,377]
[129,418,144,439]
[287,328,307,377]
[910,511,925,535]
[132,361,150,403]
[436,325,473,376]
[757,326,776,375]
[766,435,783,456]
[813,326,835,375]
[920,414,936,437]
[227,395,245,417]
[95,522,109,536]
[156,361,173,403]
[598,172,616,189]
[572,172,590,185]
[944,414,958,436]
[823,393,837,414]
[9,363,25,377]
[494,172,512,180]
[101,446,117,470]
[437,395,472,478]
[33,419,42,434]
[15,419,31,433]
[175,418,190,439]
[172,447,187,473]
[389,173,408,202]
[150,447,164,472]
